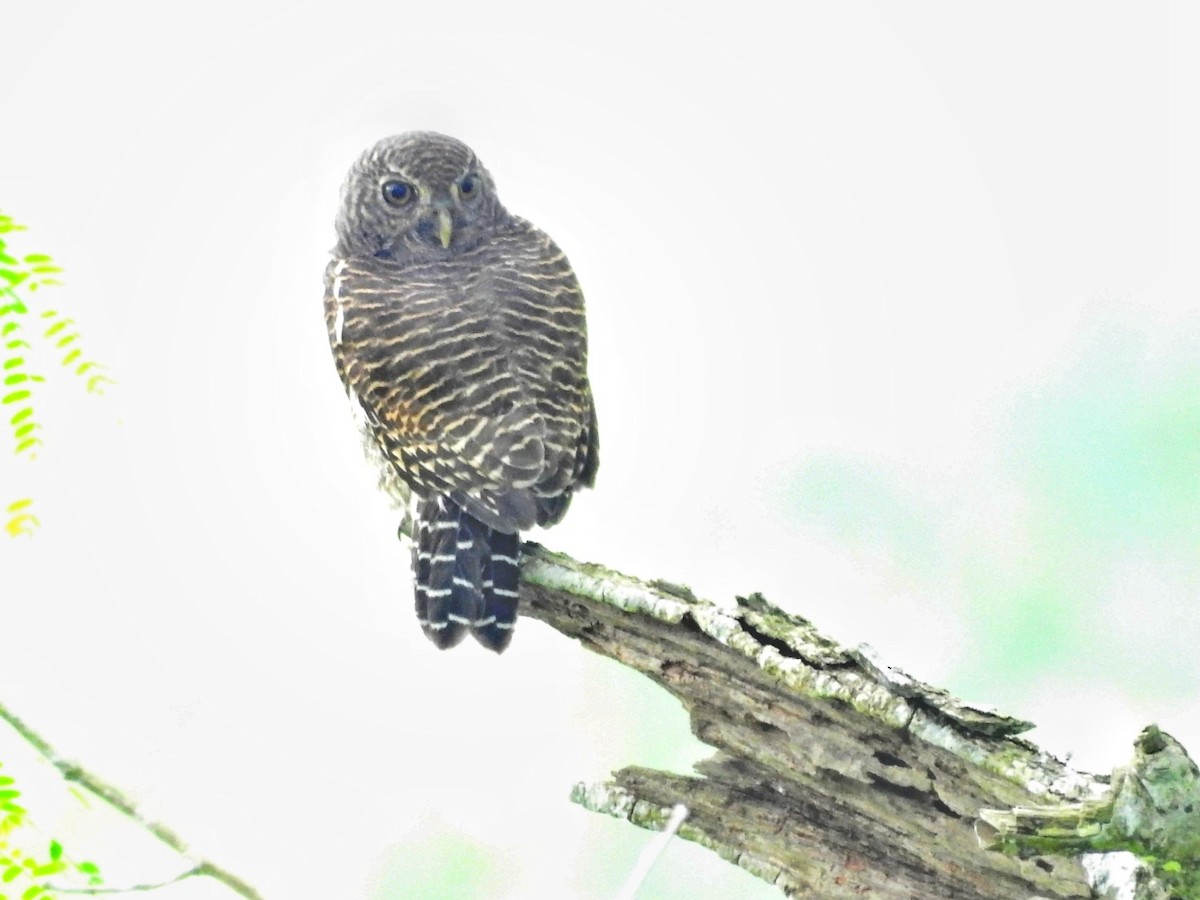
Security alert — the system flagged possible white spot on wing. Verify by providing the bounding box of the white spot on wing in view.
[331,258,349,344]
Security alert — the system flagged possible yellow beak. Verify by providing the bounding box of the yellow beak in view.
[437,208,453,249]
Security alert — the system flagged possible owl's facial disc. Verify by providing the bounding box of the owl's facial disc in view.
[338,134,504,259]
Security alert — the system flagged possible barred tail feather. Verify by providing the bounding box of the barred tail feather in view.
[412,497,522,653]
[414,497,470,649]
[474,529,521,653]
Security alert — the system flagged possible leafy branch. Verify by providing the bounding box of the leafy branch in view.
[0,762,105,900]
[0,702,262,900]
[0,211,114,536]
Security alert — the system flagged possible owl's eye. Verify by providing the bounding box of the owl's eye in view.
[458,175,478,199]
[382,180,416,206]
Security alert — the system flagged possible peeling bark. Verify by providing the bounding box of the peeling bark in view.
[521,543,1190,898]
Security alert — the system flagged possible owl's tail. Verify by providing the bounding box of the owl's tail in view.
[413,497,521,653]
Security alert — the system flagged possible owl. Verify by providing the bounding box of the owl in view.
[325,131,599,652]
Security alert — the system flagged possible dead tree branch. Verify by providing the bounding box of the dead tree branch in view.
[519,543,1197,898]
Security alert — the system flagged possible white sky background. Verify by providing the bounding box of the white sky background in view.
[3,2,1199,897]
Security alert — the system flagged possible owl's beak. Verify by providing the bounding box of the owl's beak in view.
[437,208,453,248]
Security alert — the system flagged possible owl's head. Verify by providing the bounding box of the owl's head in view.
[335,131,505,261]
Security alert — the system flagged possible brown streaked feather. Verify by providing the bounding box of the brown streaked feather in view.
[324,218,594,533]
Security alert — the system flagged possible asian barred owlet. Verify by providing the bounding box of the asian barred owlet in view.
[324,132,599,653]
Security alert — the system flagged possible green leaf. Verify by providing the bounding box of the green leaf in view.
[55,334,78,350]
[76,862,99,874]
[1,390,31,405]
[14,438,42,455]
[10,408,31,425]
[0,272,25,287]
[0,793,19,802]
[3,374,27,386]
[21,255,52,264]
[0,778,12,786]
[5,512,40,537]
[29,266,61,275]
[0,867,17,883]
[5,500,32,514]
[42,320,70,338]
[21,886,42,900]
[1,358,22,369]
[14,424,36,439]
[61,349,80,366]
[47,842,60,863]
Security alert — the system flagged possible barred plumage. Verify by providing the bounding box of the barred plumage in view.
[325,131,598,652]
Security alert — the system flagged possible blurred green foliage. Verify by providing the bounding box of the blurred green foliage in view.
[1010,322,1200,550]
[366,829,500,898]
[785,313,1200,707]
[785,456,940,577]
[992,321,1200,698]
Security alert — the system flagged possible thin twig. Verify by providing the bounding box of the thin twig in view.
[613,803,688,900]
[48,863,207,894]
[0,699,264,900]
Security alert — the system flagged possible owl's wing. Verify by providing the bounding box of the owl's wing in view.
[324,251,586,532]
[489,222,599,525]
